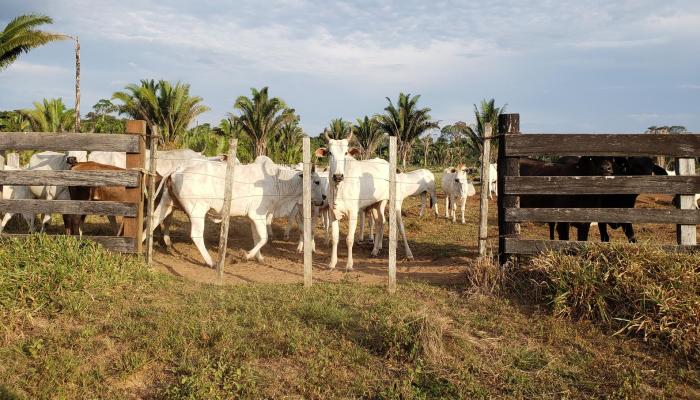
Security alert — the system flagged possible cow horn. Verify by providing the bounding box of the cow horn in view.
[346,126,353,142]
[324,128,331,142]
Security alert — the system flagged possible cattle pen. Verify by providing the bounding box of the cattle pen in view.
[496,113,700,264]
[0,120,147,253]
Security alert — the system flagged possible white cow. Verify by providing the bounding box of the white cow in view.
[442,164,475,224]
[488,163,498,199]
[145,156,323,267]
[0,166,37,234]
[315,130,390,271]
[665,169,700,208]
[28,150,87,233]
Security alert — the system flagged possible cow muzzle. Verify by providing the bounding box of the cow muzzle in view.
[332,174,344,182]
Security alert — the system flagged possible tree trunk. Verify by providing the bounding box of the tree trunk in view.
[255,141,267,158]
[401,148,407,172]
[74,37,80,133]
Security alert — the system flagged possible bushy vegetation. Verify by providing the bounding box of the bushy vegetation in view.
[512,244,700,361]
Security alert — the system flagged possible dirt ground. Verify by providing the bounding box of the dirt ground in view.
[3,187,697,288]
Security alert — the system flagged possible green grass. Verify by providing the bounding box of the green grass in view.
[1,236,699,399]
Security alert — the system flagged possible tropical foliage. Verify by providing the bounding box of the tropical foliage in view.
[326,118,352,140]
[352,116,385,160]
[0,111,30,132]
[21,98,75,132]
[269,121,305,165]
[0,13,70,72]
[464,99,506,164]
[376,93,440,171]
[112,79,210,144]
[228,87,296,157]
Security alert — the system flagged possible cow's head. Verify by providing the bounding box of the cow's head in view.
[314,128,360,183]
[576,156,614,176]
[310,164,327,207]
[453,164,469,183]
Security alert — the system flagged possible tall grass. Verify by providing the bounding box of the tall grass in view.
[0,234,155,342]
[515,244,700,361]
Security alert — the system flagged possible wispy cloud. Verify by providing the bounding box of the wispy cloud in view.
[626,113,660,122]
[679,84,700,89]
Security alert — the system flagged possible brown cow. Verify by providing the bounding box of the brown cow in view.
[66,161,163,238]
[520,156,614,241]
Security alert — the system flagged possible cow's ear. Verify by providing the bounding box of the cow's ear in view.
[396,168,401,174]
[348,148,361,157]
[219,154,228,162]
[67,156,78,165]
[450,168,456,173]
[311,163,316,173]
[315,148,328,157]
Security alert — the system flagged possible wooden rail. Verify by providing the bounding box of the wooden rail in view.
[496,114,698,263]
[0,121,146,253]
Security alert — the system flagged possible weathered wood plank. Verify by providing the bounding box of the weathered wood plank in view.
[0,199,137,217]
[478,123,493,257]
[676,148,697,246]
[302,137,312,288]
[506,133,700,157]
[506,208,700,224]
[216,138,238,285]
[0,170,140,187]
[388,136,398,293]
[0,132,141,153]
[504,238,699,255]
[2,234,138,253]
[498,114,521,265]
[505,176,700,195]
[122,120,146,253]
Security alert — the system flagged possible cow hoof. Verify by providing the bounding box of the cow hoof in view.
[327,266,335,271]
[210,262,217,269]
[407,256,414,261]
[345,267,354,272]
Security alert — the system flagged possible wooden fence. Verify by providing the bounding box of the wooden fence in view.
[0,120,146,253]
[497,113,700,263]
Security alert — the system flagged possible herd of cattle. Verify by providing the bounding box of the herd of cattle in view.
[1,129,696,270]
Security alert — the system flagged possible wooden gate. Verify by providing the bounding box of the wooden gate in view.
[496,114,700,263]
[0,120,146,253]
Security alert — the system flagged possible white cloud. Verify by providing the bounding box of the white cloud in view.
[1,61,71,77]
[679,84,700,89]
[127,62,138,68]
[626,113,660,122]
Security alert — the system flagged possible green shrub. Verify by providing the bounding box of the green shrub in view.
[516,244,700,360]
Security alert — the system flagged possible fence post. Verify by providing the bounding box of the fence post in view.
[388,136,398,293]
[303,137,313,287]
[124,120,146,253]
[7,153,19,168]
[478,123,493,257]
[0,150,4,202]
[497,114,520,265]
[145,126,159,266]
[216,138,238,285]
[675,132,697,246]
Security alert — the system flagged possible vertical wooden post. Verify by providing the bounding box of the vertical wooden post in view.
[497,114,520,265]
[124,120,146,253]
[0,150,5,201]
[7,153,19,168]
[74,37,81,133]
[145,125,159,266]
[302,137,313,287]
[388,136,398,293]
[478,123,493,257]
[216,138,238,285]
[675,133,697,246]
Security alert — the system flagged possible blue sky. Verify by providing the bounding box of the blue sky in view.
[1,0,699,136]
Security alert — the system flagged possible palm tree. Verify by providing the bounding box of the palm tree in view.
[376,93,440,171]
[352,116,384,160]
[269,121,305,164]
[112,79,210,145]
[326,118,352,140]
[420,134,432,167]
[0,13,70,72]
[0,111,30,132]
[228,87,295,157]
[21,98,75,132]
[462,99,507,164]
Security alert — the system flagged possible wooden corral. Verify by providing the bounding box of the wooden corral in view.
[497,113,699,263]
[0,120,146,253]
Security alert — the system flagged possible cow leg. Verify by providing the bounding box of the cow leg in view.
[445,195,450,219]
[107,215,119,235]
[432,188,439,218]
[0,213,12,234]
[548,222,556,240]
[460,195,467,224]
[285,204,299,241]
[25,214,36,234]
[324,208,331,247]
[358,208,366,244]
[621,223,637,243]
[295,208,304,253]
[245,216,267,262]
[598,223,610,242]
[397,205,414,261]
[189,207,215,268]
[266,213,275,242]
[369,212,375,245]
[345,210,358,271]
[371,204,386,257]
[451,195,457,223]
[143,190,173,243]
[328,216,340,270]
[419,192,426,217]
[576,222,591,241]
[556,222,570,241]
[162,211,174,247]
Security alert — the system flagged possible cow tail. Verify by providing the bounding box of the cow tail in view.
[154,167,182,201]
[652,165,668,175]
[429,191,433,208]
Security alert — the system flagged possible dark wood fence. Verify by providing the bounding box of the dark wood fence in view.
[0,120,146,253]
[497,113,699,263]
